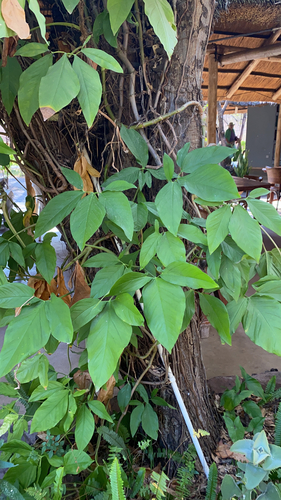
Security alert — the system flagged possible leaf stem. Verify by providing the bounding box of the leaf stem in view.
[260,226,281,258]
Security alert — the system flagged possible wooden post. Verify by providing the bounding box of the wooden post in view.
[274,106,281,167]
[207,53,218,144]
[219,42,281,66]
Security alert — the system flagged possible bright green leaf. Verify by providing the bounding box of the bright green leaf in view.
[143,0,177,59]
[182,164,239,201]
[73,56,102,128]
[199,293,231,345]
[31,388,68,432]
[247,198,281,237]
[88,400,113,422]
[35,190,82,237]
[70,193,106,250]
[206,205,232,254]
[0,282,33,308]
[140,231,161,269]
[45,293,73,343]
[157,231,186,267]
[91,265,124,299]
[109,272,153,295]
[15,43,48,57]
[161,261,218,289]
[155,182,183,236]
[229,205,262,262]
[177,223,207,246]
[60,166,83,190]
[243,295,281,355]
[107,0,134,34]
[81,48,123,73]
[112,293,143,326]
[35,241,56,284]
[180,145,233,173]
[75,404,95,450]
[70,298,105,330]
[99,191,134,240]
[120,125,148,168]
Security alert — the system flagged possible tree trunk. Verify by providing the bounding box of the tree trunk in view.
[0,0,220,459]
[217,101,227,146]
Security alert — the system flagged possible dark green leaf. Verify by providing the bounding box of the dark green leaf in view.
[91,265,124,298]
[45,293,73,343]
[0,302,50,378]
[177,223,207,246]
[0,57,22,115]
[117,383,131,411]
[18,54,53,125]
[220,255,241,302]
[140,231,161,269]
[87,303,131,388]
[120,125,148,168]
[81,48,123,73]
[73,56,102,127]
[226,297,248,334]
[142,278,185,352]
[141,403,158,440]
[83,253,120,268]
[75,404,95,450]
[35,241,56,284]
[99,191,134,240]
[15,43,48,57]
[60,166,83,190]
[206,205,232,254]
[157,231,186,267]
[130,403,144,437]
[155,182,183,236]
[199,293,231,345]
[8,242,25,268]
[64,449,92,474]
[35,191,82,237]
[161,261,218,289]
[181,290,195,332]
[109,272,153,295]
[229,205,262,262]
[70,193,106,250]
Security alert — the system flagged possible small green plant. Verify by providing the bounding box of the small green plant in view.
[175,445,197,499]
[221,430,281,499]
[205,463,218,500]
[40,430,65,458]
[233,148,250,177]
[220,368,281,442]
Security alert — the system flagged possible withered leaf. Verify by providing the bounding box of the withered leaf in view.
[28,276,50,301]
[70,262,91,306]
[97,375,116,406]
[40,107,56,121]
[1,0,30,39]
[73,153,100,193]
[73,369,92,389]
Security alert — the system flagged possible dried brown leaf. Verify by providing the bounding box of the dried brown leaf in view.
[216,440,247,462]
[73,370,92,389]
[70,262,91,306]
[28,276,50,300]
[1,0,30,39]
[40,107,56,121]
[97,375,116,406]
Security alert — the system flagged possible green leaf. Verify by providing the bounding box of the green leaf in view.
[142,278,185,352]
[243,400,262,418]
[247,198,281,236]
[253,279,281,301]
[0,138,14,155]
[140,232,161,269]
[104,180,137,191]
[0,302,50,378]
[35,191,82,237]
[15,43,49,57]
[60,166,83,190]
[61,0,79,13]
[0,382,17,397]
[99,191,134,240]
[110,457,126,500]
[229,205,262,262]
[206,205,232,254]
[223,414,245,443]
[206,246,222,280]
[0,57,22,115]
[81,48,123,73]
[0,153,10,166]
[180,145,233,173]
[226,297,248,334]
[263,444,281,470]
[130,403,144,437]
[39,54,80,114]
[17,353,48,386]
[161,261,218,289]
[182,164,239,201]
[71,298,105,330]
[29,380,65,401]
[45,293,73,343]
[107,0,134,34]
[131,202,148,231]
[102,167,140,187]
[88,400,113,422]
[117,383,131,411]
[70,193,106,250]
[155,182,183,236]
[181,290,195,332]
[91,265,124,299]
[64,449,93,474]
[72,56,102,128]
[199,293,231,345]
[18,54,53,125]
[120,125,148,168]
[248,187,270,198]
[31,389,68,432]
[242,295,281,355]
[157,231,186,267]
[220,255,241,302]
[221,236,245,263]
[87,303,132,388]
[0,241,10,267]
[177,223,207,246]
[8,242,25,267]
[35,241,56,283]
[110,272,153,295]
[143,0,177,59]
[176,142,190,169]
[75,404,95,450]
[244,463,267,490]
[221,474,243,500]
[28,0,47,40]
[141,403,159,440]
[112,293,143,326]
[0,481,25,500]
[163,153,174,181]
[83,253,120,268]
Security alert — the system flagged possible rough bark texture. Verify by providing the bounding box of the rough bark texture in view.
[0,0,220,458]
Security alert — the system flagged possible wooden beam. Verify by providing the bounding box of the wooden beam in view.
[225,30,281,99]
[219,42,281,66]
[273,87,281,101]
[207,53,218,144]
[275,107,281,167]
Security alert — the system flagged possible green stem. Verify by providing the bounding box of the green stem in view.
[131,100,203,130]
[261,226,281,257]
[101,69,116,122]
[7,223,36,241]
[61,247,88,272]
[30,22,81,32]
[2,201,26,248]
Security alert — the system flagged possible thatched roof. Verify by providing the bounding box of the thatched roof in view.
[203,0,281,105]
